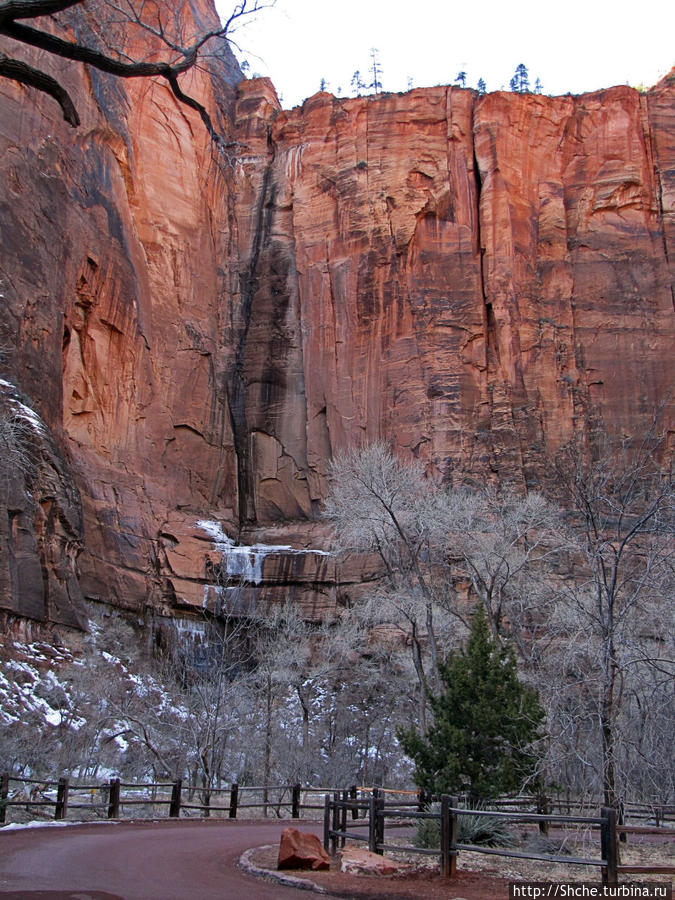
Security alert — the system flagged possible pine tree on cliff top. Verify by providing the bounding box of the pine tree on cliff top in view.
[399,607,544,800]
[510,63,531,93]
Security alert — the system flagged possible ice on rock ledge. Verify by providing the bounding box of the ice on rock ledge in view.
[196,519,329,587]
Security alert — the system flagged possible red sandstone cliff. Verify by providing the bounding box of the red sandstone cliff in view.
[0,0,244,625]
[0,6,672,627]
[233,79,673,516]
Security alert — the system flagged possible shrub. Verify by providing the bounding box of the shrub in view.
[399,607,544,800]
[415,802,516,848]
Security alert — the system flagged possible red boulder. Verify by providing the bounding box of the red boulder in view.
[277,827,331,871]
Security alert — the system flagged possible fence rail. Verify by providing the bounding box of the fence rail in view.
[0,773,362,824]
[1,773,673,838]
[323,789,675,887]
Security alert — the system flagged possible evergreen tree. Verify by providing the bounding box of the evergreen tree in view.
[477,77,487,95]
[351,70,365,94]
[399,607,544,800]
[369,47,383,93]
[534,77,543,95]
[510,63,530,93]
[518,63,530,92]
[455,70,467,87]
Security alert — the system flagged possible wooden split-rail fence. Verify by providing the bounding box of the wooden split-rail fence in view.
[323,788,675,886]
[2,771,673,885]
[2,774,673,829]
[0,773,332,823]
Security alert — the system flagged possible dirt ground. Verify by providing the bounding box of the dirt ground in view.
[251,830,674,900]
[253,844,509,899]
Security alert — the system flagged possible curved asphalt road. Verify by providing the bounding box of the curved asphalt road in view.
[0,819,324,899]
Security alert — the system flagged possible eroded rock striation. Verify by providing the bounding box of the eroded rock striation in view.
[0,4,672,626]
[233,80,674,506]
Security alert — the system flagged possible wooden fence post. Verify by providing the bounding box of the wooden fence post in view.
[618,798,627,843]
[374,788,385,855]
[339,790,348,848]
[440,794,458,878]
[54,777,69,820]
[350,784,358,820]
[107,777,120,819]
[440,794,450,878]
[537,792,550,836]
[601,806,618,886]
[379,789,386,853]
[0,773,9,824]
[368,791,377,853]
[330,791,339,857]
[169,779,182,818]
[229,782,239,819]
[448,795,458,878]
[323,794,331,853]
[292,783,301,819]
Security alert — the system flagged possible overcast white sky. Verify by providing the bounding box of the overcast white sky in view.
[217,0,674,108]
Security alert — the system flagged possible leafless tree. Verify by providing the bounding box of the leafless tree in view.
[145,613,255,807]
[547,430,674,808]
[325,443,460,732]
[447,486,565,645]
[0,0,271,145]
[245,602,357,790]
[0,614,166,781]
[323,438,675,806]
[0,377,38,486]
[322,619,417,787]
[324,444,563,733]
[0,407,32,482]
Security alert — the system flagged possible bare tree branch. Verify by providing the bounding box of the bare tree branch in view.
[0,0,84,22]
[0,0,273,143]
[0,49,79,123]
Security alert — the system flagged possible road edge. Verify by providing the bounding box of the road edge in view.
[238,844,328,894]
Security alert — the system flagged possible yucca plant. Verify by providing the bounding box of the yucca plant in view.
[415,802,515,848]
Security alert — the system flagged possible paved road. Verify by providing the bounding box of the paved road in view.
[0,819,324,899]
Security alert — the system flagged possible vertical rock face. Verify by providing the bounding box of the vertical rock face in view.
[232,78,674,521]
[474,87,673,470]
[233,86,485,516]
[0,383,85,629]
[0,2,672,629]
[0,0,244,622]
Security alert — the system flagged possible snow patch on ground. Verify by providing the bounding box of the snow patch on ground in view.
[0,626,190,783]
[0,379,46,434]
[0,820,117,831]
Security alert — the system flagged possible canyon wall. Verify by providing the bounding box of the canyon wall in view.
[0,0,245,627]
[233,78,673,511]
[0,6,672,627]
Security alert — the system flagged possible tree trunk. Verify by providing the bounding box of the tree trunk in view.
[411,623,428,735]
[263,672,272,818]
[601,635,618,810]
